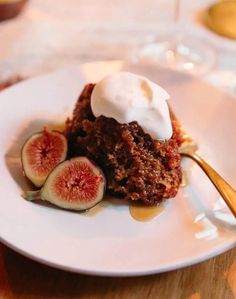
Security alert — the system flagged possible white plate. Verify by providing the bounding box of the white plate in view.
[0,61,236,276]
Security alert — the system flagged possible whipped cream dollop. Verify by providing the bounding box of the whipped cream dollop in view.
[91,72,173,140]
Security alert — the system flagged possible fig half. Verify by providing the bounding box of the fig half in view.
[27,157,106,211]
[21,128,68,187]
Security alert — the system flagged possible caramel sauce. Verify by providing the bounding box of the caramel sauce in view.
[84,199,164,222]
[84,200,110,217]
[180,170,189,188]
[129,203,164,222]
[47,122,65,132]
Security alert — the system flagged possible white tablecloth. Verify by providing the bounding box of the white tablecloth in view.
[0,0,235,93]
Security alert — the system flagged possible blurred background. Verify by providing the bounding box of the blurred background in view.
[0,0,235,93]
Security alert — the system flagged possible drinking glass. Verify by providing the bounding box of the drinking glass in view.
[132,0,216,74]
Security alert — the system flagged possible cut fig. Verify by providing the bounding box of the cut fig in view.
[26,157,106,211]
[21,128,68,187]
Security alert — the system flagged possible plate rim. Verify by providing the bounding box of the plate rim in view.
[0,60,236,276]
[1,234,235,276]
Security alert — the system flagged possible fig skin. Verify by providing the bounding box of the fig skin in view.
[26,157,106,211]
[21,128,68,187]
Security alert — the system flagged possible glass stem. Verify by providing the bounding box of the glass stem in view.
[174,0,180,24]
[174,0,183,51]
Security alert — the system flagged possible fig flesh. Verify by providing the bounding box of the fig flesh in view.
[27,157,106,211]
[21,128,67,187]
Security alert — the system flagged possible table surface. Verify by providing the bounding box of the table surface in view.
[0,1,236,298]
[0,243,236,299]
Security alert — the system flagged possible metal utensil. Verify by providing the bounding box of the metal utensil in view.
[169,105,236,218]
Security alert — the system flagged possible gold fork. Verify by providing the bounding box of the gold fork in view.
[169,105,236,218]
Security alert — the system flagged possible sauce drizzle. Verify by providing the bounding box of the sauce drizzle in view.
[129,203,164,222]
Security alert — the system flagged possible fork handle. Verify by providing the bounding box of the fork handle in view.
[182,152,236,218]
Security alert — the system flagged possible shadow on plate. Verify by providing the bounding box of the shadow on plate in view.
[4,117,66,194]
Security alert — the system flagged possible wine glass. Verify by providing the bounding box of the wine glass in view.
[131,0,216,75]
